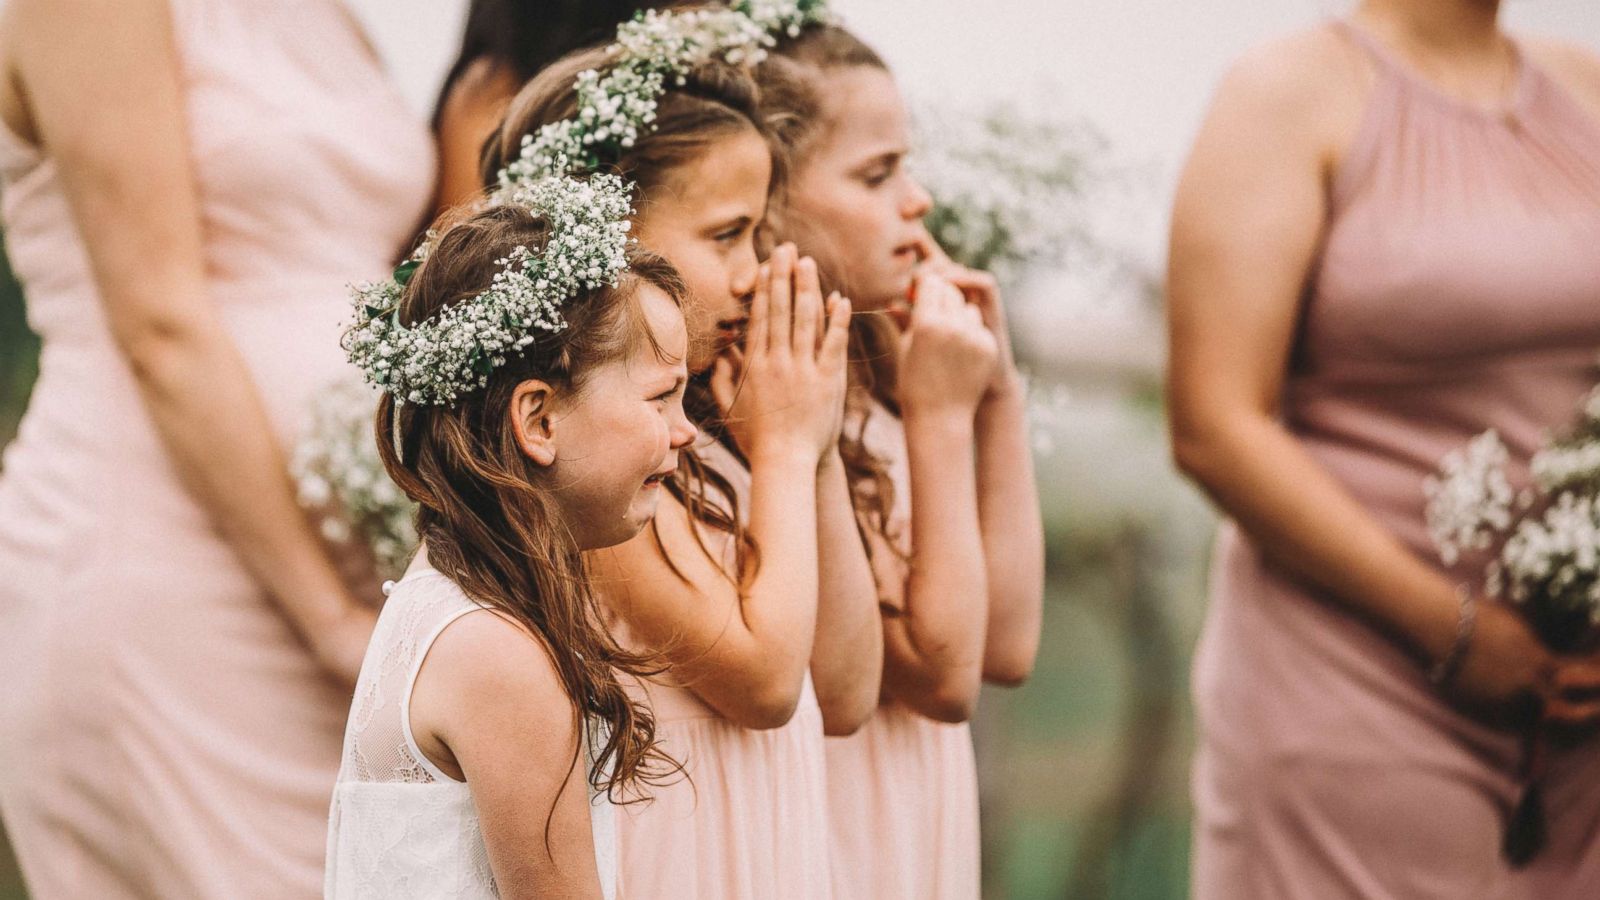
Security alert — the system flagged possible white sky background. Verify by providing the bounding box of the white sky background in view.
[349,0,1600,362]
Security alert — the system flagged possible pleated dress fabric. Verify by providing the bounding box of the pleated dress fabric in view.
[1191,21,1600,900]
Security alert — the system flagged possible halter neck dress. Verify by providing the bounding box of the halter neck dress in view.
[0,1,432,895]
[1190,21,1600,899]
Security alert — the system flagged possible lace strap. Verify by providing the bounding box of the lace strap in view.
[398,596,492,784]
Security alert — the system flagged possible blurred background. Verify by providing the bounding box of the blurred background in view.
[0,1,1596,897]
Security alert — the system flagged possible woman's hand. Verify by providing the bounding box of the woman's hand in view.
[1442,601,1554,727]
[308,603,379,692]
[712,243,850,465]
[896,271,998,419]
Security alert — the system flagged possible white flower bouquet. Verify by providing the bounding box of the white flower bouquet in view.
[291,377,419,582]
[1425,381,1600,653]
[912,100,1102,283]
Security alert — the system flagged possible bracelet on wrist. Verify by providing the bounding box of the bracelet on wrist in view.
[1428,584,1478,688]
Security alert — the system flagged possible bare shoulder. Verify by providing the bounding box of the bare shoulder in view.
[422,607,570,718]
[1520,35,1600,117]
[438,56,521,127]
[1210,25,1367,133]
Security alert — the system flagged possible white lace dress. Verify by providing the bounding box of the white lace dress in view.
[324,565,618,899]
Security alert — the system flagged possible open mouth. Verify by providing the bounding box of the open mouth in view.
[643,469,675,488]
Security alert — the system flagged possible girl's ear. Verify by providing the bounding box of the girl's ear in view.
[510,379,559,467]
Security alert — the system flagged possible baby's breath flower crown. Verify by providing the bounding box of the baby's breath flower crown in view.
[344,172,634,407]
[343,1,833,411]
[496,0,833,190]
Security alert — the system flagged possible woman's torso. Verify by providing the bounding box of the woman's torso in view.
[0,0,434,573]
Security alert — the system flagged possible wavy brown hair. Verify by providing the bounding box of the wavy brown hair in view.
[374,202,685,804]
[483,35,778,588]
[755,24,907,573]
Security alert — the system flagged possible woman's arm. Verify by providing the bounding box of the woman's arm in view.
[411,611,605,899]
[809,447,885,735]
[432,57,521,216]
[10,0,374,685]
[1167,32,1555,717]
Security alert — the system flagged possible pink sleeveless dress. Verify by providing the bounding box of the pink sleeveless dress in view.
[606,436,832,899]
[1191,21,1600,900]
[0,2,432,896]
[825,400,982,900]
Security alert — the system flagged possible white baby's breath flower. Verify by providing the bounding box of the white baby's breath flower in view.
[913,100,1103,283]
[1424,429,1515,566]
[292,378,420,580]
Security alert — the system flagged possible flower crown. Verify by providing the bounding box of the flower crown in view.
[496,0,833,190]
[343,172,634,407]
[341,1,833,415]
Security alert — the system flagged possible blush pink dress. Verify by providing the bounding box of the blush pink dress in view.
[1191,21,1600,900]
[0,1,432,896]
[825,399,982,900]
[606,436,832,899]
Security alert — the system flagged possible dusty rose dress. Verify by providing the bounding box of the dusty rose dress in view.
[825,400,982,900]
[607,436,832,899]
[0,1,432,896]
[1191,21,1600,900]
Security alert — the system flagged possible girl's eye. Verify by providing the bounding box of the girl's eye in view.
[863,169,892,187]
[715,224,746,243]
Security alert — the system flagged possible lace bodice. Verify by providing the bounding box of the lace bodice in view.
[325,567,617,899]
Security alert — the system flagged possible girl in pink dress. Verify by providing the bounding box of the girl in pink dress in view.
[754,23,1047,900]
[1168,1,1600,895]
[0,0,431,896]
[478,20,880,897]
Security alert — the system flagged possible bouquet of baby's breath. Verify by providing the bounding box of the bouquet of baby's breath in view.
[292,377,418,581]
[913,100,1102,283]
[1425,380,1600,653]
[1423,373,1600,866]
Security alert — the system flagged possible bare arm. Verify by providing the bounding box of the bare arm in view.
[912,237,1044,686]
[809,447,884,735]
[876,273,997,723]
[8,0,372,685]
[432,58,520,216]
[1167,33,1555,716]
[411,612,604,899]
[590,250,852,729]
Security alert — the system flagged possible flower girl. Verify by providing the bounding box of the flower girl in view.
[323,173,697,899]
[754,20,1046,899]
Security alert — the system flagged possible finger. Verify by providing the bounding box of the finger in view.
[745,264,770,355]
[884,301,912,331]
[768,244,794,355]
[1545,694,1600,727]
[911,228,951,268]
[820,293,851,369]
[710,356,739,416]
[1554,659,1600,695]
[792,256,821,358]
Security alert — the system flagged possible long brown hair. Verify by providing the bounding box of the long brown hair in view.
[374,202,684,802]
[755,25,906,569]
[483,36,778,587]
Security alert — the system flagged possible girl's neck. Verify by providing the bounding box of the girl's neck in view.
[1354,0,1503,58]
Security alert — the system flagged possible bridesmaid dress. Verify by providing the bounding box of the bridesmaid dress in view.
[1190,20,1600,900]
[606,436,833,899]
[0,1,432,895]
[825,398,982,900]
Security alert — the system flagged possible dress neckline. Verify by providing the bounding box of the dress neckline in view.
[1336,18,1537,125]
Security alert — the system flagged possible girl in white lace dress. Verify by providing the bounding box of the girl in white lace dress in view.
[324,192,699,898]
